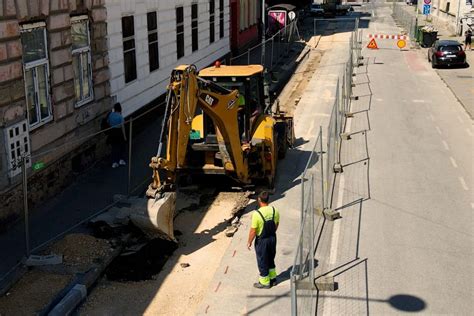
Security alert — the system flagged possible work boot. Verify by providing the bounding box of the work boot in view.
[270,278,277,286]
[253,282,271,289]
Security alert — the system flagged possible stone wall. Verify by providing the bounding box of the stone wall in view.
[0,0,112,229]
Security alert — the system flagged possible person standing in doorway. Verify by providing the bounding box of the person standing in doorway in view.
[247,191,280,289]
[464,29,472,51]
[107,102,127,168]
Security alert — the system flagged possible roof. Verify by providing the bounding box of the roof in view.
[437,40,462,45]
[199,65,264,77]
[268,4,296,11]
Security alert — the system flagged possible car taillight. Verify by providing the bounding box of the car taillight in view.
[458,51,466,56]
[435,51,443,57]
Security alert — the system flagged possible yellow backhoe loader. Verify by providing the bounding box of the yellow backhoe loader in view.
[130,64,294,241]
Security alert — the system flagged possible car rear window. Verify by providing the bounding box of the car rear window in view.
[440,45,462,52]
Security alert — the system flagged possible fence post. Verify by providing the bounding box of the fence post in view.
[313,18,316,37]
[21,155,30,257]
[320,127,325,210]
[291,274,298,316]
[127,117,133,197]
[270,36,274,70]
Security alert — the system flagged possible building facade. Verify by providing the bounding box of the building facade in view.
[421,0,473,34]
[105,0,231,116]
[230,0,260,53]
[0,0,111,227]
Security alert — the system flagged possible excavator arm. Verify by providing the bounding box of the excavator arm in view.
[141,65,248,241]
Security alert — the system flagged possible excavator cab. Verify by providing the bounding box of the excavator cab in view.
[199,65,265,144]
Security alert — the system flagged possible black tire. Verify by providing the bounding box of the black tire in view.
[431,58,436,69]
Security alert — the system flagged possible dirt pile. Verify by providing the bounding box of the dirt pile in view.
[49,233,113,270]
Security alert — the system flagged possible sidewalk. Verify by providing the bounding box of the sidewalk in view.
[196,23,354,315]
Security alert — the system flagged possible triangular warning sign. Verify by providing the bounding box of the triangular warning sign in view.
[367,38,378,49]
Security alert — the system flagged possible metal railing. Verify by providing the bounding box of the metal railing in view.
[0,101,166,289]
[229,19,301,71]
[290,20,363,315]
[392,2,418,39]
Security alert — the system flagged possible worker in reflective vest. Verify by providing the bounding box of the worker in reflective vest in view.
[247,191,280,289]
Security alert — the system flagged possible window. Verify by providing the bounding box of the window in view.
[176,7,184,59]
[71,16,93,107]
[20,24,52,128]
[209,0,215,43]
[219,0,224,38]
[191,4,199,52]
[122,16,137,83]
[147,12,159,72]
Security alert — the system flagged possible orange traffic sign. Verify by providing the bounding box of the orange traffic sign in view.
[397,39,406,49]
[367,38,378,49]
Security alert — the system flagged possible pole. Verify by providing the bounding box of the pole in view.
[21,155,30,257]
[247,48,251,64]
[261,0,271,112]
[127,117,133,196]
[270,36,274,69]
[261,0,266,66]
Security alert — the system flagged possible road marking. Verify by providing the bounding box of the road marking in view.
[412,99,425,103]
[441,140,450,151]
[329,174,344,265]
[471,203,474,209]
[449,156,458,168]
[466,128,473,137]
[459,177,469,191]
[435,126,442,135]
[429,114,435,121]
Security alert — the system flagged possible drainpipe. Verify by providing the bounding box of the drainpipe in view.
[456,0,463,35]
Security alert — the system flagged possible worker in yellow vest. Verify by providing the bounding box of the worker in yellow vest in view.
[247,191,280,289]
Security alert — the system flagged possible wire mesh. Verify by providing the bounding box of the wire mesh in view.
[0,101,166,284]
[229,19,300,71]
[291,21,362,315]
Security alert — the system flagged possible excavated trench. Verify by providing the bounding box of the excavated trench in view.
[99,183,245,282]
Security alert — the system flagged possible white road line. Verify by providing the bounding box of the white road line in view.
[429,114,435,121]
[449,157,458,168]
[466,128,473,137]
[441,140,450,151]
[459,177,469,191]
[471,203,474,209]
[329,174,344,265]
[435,126,442,135]
[412,99,425,103]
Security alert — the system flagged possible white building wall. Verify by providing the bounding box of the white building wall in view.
[105,0,231,117]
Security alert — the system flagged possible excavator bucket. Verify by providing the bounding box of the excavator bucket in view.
[130,192,177,242]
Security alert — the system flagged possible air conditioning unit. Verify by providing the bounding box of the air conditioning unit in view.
[5,120,31,178]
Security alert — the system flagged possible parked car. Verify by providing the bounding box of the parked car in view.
[309,3,324,16]
[428,40,467,68]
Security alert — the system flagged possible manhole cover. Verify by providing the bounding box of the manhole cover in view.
[457,75,473,78]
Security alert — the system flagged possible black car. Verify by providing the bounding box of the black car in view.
[428,40,467,68]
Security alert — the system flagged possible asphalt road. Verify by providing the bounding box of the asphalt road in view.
[322,1,473,314]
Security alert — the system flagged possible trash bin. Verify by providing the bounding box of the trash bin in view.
[421,31,437,47]
[415,25,424,43]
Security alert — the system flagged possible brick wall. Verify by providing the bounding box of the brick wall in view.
[0,0,112,229]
